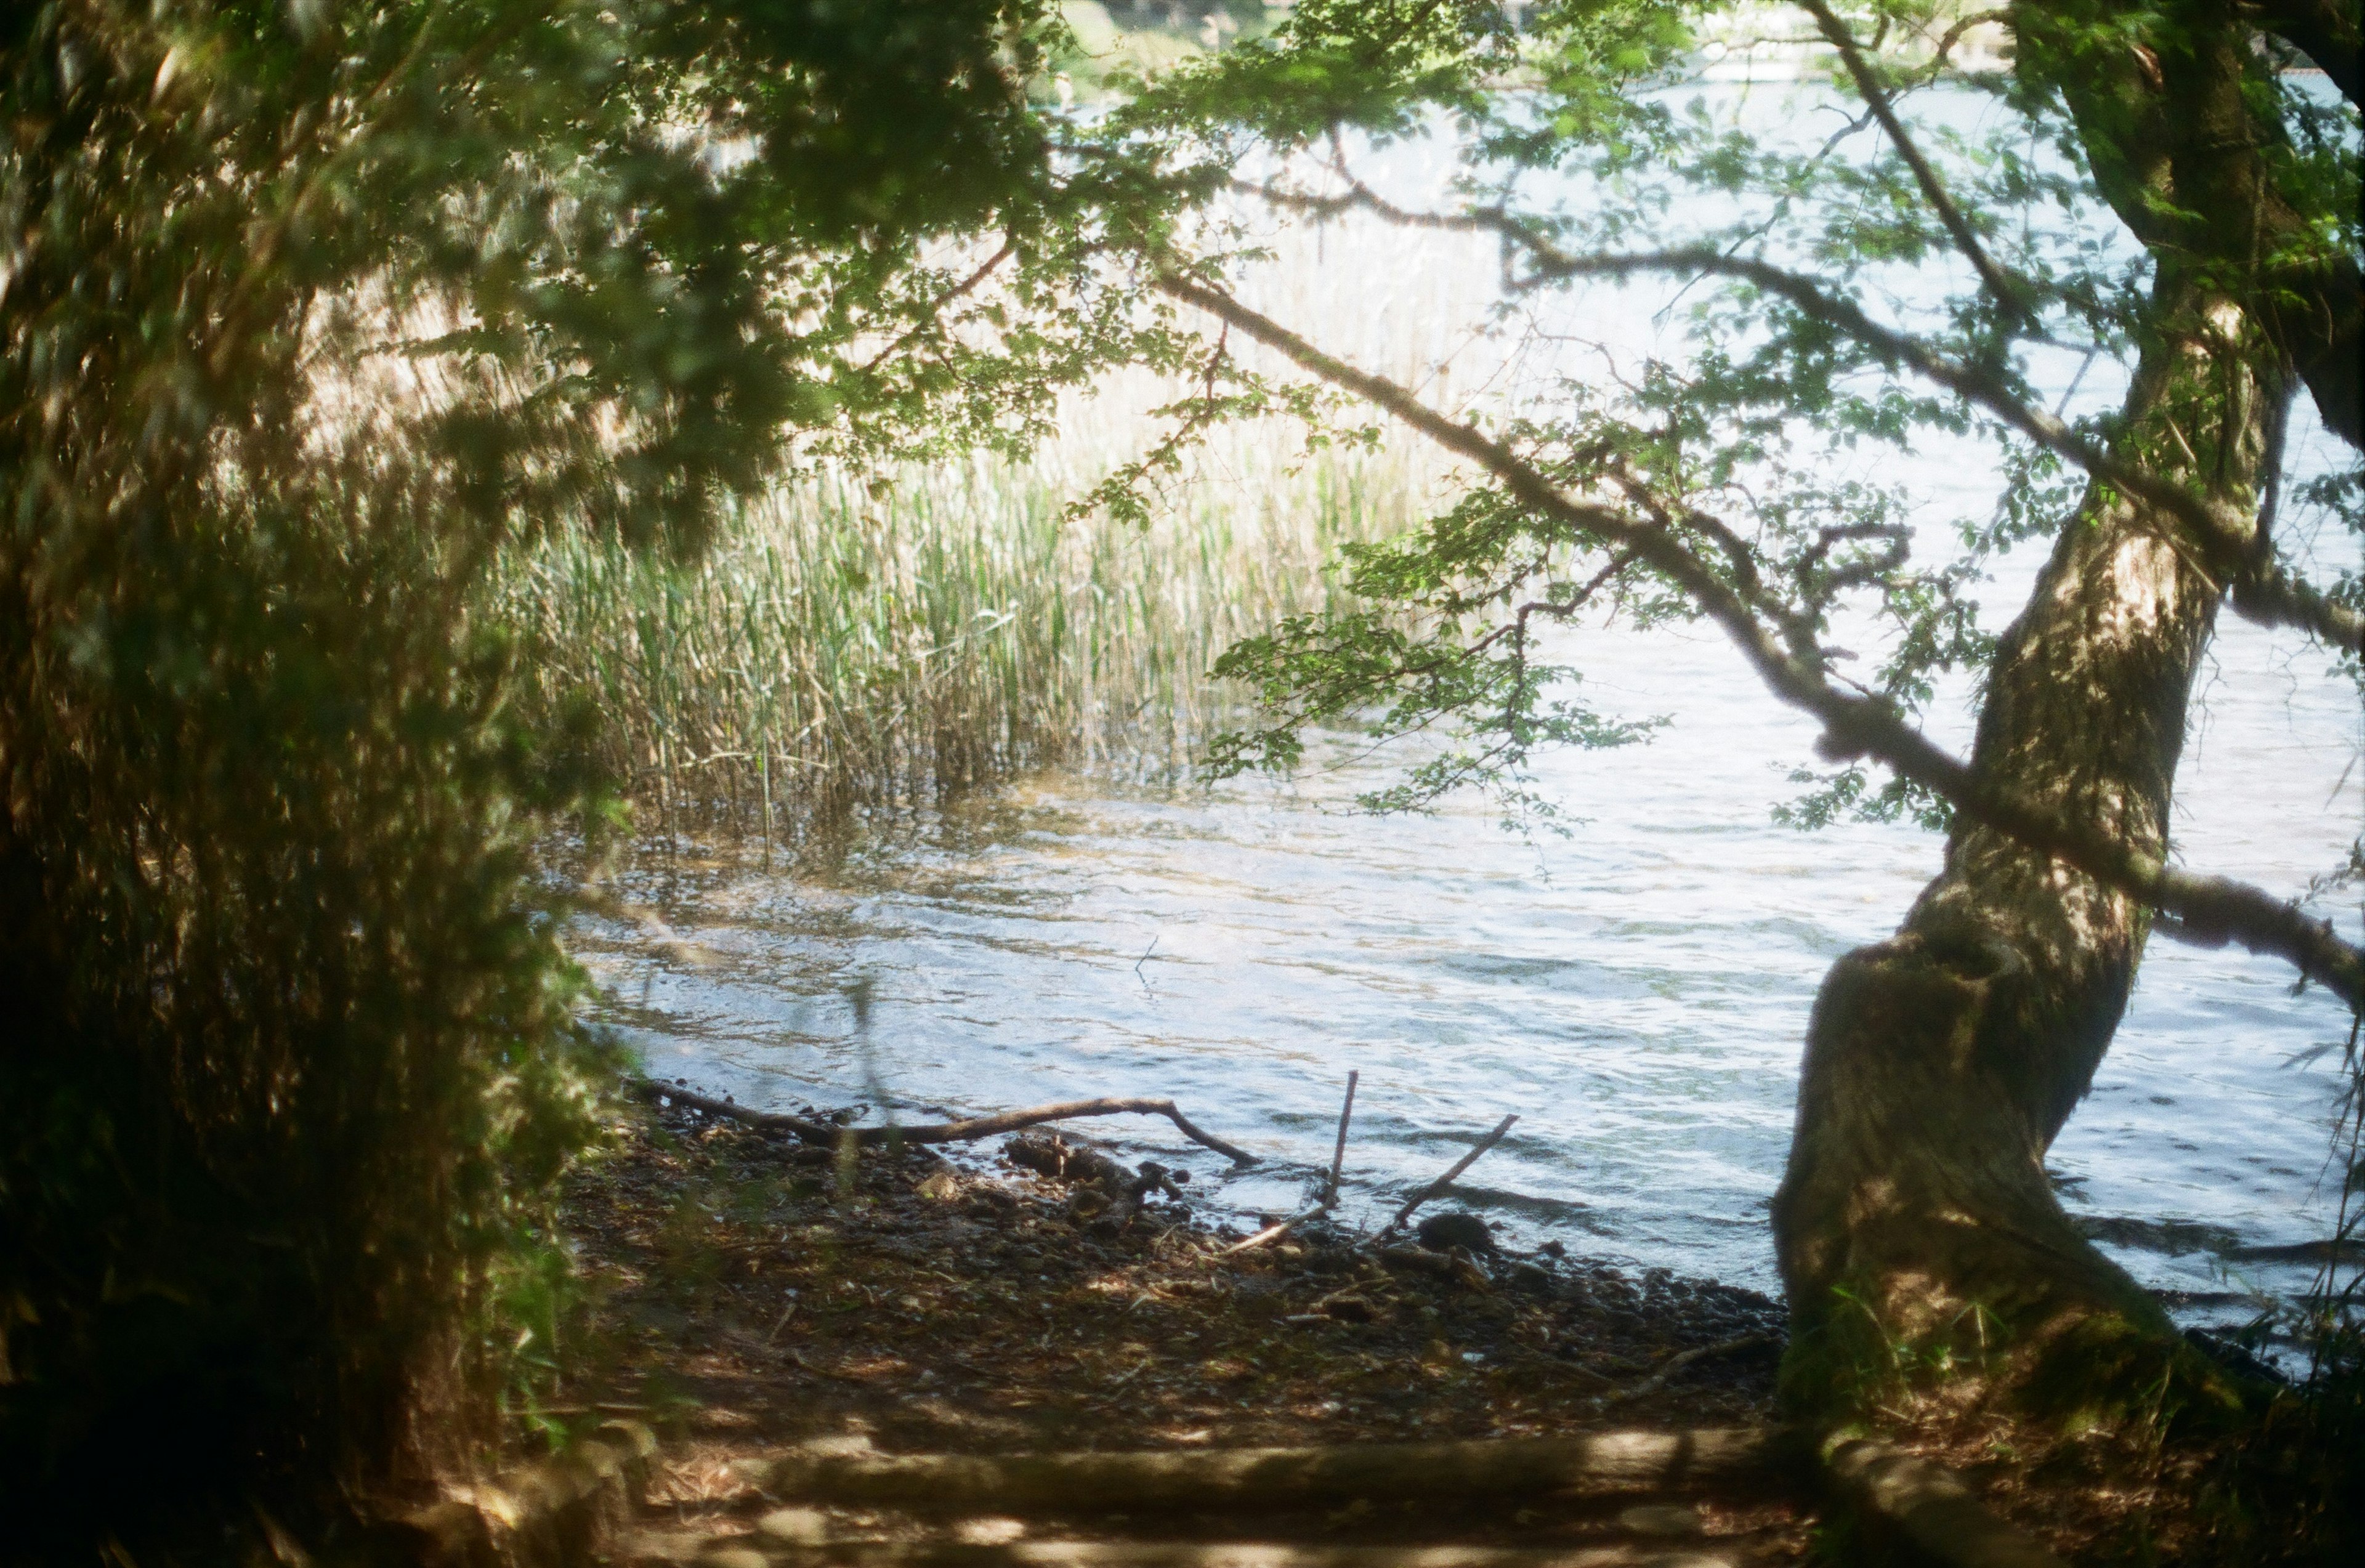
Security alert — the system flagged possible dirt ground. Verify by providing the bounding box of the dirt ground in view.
[533,1093,2364,1568]
[549,1095,1817,1565]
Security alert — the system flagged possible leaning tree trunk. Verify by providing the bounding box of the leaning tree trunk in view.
[1772,4,2321,1420]
[1774,295,2284,1418]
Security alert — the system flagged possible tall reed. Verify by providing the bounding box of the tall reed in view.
[490,186,1511,848]
[490,414,1437,849]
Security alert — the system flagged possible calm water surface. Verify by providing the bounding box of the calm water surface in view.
[577,87,2362,1324]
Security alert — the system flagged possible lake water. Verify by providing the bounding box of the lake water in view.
[580,589,2358,1322]
[575,84,2362,1328]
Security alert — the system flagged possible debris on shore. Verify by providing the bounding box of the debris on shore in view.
[552,1094,1807,1562]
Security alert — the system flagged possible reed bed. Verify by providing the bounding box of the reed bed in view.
[490,416,1441,850]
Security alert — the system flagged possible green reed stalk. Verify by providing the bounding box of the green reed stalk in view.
[488,435,1433,844]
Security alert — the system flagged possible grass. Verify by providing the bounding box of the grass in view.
[488,394,1442,854]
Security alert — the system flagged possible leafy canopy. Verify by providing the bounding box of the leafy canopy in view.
[0,0,1189,1531]
[1085,3,2359,847]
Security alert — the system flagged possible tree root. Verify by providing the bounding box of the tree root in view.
[1824,1440,2068,1568]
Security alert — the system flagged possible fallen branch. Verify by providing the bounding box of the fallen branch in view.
[762,1428,1805,1514]
[1597,1335,1782,1408]
[631,1079,1258,1165]
[1379,1114,1519,1239]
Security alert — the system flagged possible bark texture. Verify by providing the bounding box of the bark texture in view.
[1773,1,2318,1413]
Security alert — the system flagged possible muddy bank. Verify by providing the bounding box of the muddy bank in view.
[551,1095,1810,1563]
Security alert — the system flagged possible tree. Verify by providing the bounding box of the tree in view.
[7,0,2356,1550]
[1119,0,2363,1420]
[0,0,1160,1547]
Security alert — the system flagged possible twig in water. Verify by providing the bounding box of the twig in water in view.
[1325,1069,1359,1205]
[1378,1113,1519,1239]
[1231,1069,1362,1255]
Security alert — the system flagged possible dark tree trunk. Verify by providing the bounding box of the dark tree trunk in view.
[1773,2,2321,1416]
[1773,314,2277,1408]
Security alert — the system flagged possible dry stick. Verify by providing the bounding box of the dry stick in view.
[633,1078,1258,1165]
[1597,1334,1782,1408]
[1227,1069,1364,1257]
[1219,1203,1330,1257]
[1379,1113,1519,1239]
[1325,1068,1359,1204]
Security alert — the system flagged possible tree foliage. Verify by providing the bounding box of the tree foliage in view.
[0,0,1176,1545]
[1112,1,2361,992]
[1102,6,2364,1542]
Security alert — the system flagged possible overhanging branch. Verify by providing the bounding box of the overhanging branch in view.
[1226,176,2363,657]
[1799,0,2030,321]
[1509,244,2365,657]
[1155,270,2365,1009]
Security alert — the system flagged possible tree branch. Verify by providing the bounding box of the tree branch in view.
[1926,9,2011,73]
[1503,243,2364,655]
[1798,0,2029,320]
[857,238,1017,375]
[1155,272,2365,1008]
[1234,169,2362,655]
[634,1078,1260,1164]
[2242,0,2363,106]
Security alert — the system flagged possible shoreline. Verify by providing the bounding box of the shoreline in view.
[556,1094,1811,1562]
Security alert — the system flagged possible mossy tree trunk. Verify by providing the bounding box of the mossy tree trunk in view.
[1773,0,2358,1418]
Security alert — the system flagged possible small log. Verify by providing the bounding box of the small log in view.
[1379,1115,1518,1239]
[763,1429,1805,1516]
[723,1542,1738,1568]
[632,1079,1258,1165]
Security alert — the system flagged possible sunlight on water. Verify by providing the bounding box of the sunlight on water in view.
[578,82,2361,1324]
[579,594,2357,1314]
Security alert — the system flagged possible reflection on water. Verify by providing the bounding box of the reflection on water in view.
[580,82,2360,1319]
[580,601,2360,1315]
